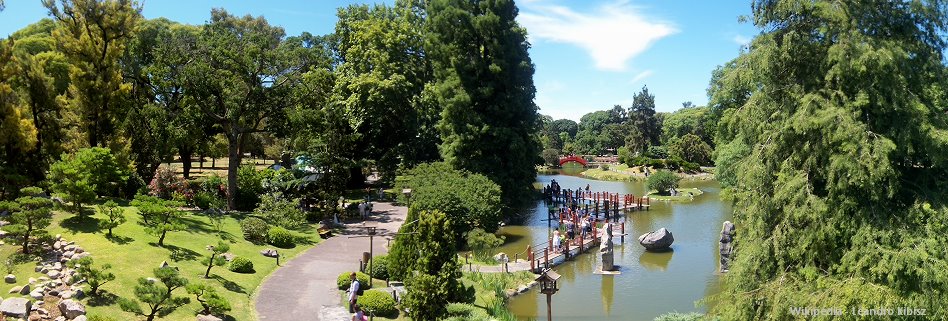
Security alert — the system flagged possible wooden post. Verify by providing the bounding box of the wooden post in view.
[529,245,535,272]
[564,238,570,259]
[544,247,550,269]
[621,222,625,243]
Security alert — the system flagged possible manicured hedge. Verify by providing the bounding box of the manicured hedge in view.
[337,271,372,290]
[228,257,254,273]
[357,290,398,318]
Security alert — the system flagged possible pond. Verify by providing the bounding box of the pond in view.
[498,173,732,321]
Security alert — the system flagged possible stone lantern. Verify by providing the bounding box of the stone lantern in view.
[536,269,561,321]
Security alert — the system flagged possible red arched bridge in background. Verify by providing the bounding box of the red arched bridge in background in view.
[558,155,588,167]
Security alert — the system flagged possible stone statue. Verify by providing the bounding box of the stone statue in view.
[719,221,736,272]
[600,222,614,271]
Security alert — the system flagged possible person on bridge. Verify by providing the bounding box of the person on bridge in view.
[552,229,562,252]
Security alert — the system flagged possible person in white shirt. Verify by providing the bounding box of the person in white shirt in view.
[552,230,562,252]
[347,272,360,312]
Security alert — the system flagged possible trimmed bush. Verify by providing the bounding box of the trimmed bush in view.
[370,255,390,280]
[336,271,371,290]
[356,290,398,318]
[267,226,295,248]
[655,312,705,321]
[228,257,254,273]
[240,217,269,243]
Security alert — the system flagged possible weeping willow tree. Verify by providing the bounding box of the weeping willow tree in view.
[709,0,948,319]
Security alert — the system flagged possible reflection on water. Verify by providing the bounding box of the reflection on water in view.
[639,251,673,271]
[502,174,732,321]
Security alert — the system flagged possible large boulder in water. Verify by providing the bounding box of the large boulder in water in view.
[638,228,674,251]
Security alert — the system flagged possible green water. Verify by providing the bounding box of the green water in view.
[500,173,732,321]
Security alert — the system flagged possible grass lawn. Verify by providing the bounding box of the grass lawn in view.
[2,201,321,321]
[165,157,276,179]
[645,188,704,201]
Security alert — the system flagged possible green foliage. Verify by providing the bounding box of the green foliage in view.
[391,210,472,320]
[709,1,948,319]
[465,228,504,261]
[426,0,541,208]
[236,165,268,211]
[49,147,131,212]
[712,138,749,189]
[98,200,126,237]
[540,148,561,167]
[369,255,389,280]
[644,145,668,159]
[186,283,231,317]
[193,191,224,211]
[669,134,712,166]
[655,312,705,321]
[396,162,502,241]
[661,106,712,147]
[130,194,185,246]
[227,257,254,273]
[628,86,662,148]
[202,240,230,278]
[254,194,306,230]
[332,4,437,181]
[44,0,139,148]
[0,186,53,254]
[119,267,190,321]
[266,226,295,248]
[336,271,371,290]
[86,316,119,321]
[356,290,398,318]
[646,170,680,195]
[239,217,269,244]
[72,256,115,296]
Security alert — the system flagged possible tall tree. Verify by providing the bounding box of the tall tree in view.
[627,85,661,148]
[185,9,302,210]
[710,1,948,319]
[426,0,541,207]
[333,4,436,181]
[43,0,140,148]
[0,39,39,199]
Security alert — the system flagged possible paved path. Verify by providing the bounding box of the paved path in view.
[255,202,408,321]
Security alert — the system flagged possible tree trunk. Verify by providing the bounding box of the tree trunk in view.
[226,133,241,210]
[22,228,30,254]
[180,147,193,179]
[158,231,166,247]
[204,254,215,278]
[212,158,216,168]
[199,153,204,169]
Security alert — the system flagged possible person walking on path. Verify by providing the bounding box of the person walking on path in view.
[347,272,361,313]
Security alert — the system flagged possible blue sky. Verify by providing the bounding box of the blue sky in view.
[0,0,758,121]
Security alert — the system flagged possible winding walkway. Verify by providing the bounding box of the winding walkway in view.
[255,202,408,321]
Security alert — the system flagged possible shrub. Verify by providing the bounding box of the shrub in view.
[267,226,295,248]
[336,271,371,290]
[370,255,390,280]
[49,147,131,211]
[465,228,504,260]
[646,158,666,169]
[357,290,398,318]
[625,156,649,167]
[228,257,254,273]
[199,174,226,197]
[254,194,306,229]
[240,217,268,243]
[235,165,269,211]
[193,191,224,210]
[599,164,610,171]
[646,170,680,195]
[148,166,189,200]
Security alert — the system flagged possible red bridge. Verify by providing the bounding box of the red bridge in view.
[558,155,588,167]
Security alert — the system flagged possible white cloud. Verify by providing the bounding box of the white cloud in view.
[732,34,751,46]
[519,1,677,71]
[629,70,653,84]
